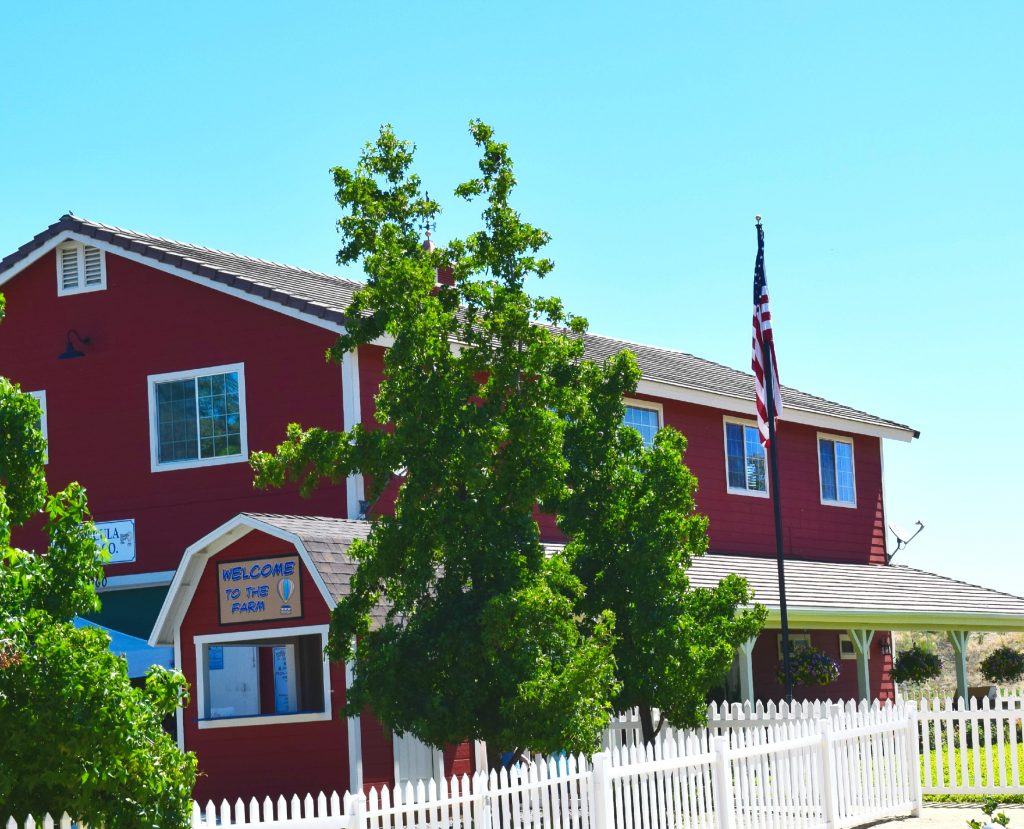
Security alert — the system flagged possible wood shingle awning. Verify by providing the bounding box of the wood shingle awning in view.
[687,552,1024,632]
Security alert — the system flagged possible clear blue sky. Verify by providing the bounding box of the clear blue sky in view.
[2,2,1019,592]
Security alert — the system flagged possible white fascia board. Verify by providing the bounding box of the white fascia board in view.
[149,514,337,646]
[1,231,347,335]
[636,378,916,443]
[760,606,1024,633]
[99,570,176,592]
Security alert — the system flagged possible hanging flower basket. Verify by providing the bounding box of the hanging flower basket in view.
[981,646,1024,685]
[892,644,942,685]
[778,644,840,687]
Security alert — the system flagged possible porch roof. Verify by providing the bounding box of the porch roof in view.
[687,553,1024,632]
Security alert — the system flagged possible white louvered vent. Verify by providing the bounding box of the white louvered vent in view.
[56,242,106,295]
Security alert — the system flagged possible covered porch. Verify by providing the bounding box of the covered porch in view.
[688,553,1024,703]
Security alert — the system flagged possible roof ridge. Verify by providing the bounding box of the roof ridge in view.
[68,215,363,289]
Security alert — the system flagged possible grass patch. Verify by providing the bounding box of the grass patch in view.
[922,738,1024,792]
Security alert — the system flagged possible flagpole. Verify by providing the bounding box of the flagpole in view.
[757,218,794,704]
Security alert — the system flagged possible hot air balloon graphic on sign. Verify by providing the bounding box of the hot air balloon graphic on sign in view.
[278,577,294,616]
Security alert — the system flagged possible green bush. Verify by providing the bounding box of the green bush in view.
[892,643,942,684]
[981,647,1024,685]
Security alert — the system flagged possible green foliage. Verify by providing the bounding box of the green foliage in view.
[780,644,840,687]
[892,642,943,685]
[967,797,1011,829]
[253,122,619,761]
[981,646,1024,685]
[558,357,765,739]
[0,329,196,824]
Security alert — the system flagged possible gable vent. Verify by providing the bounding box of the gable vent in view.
[56,242,106,295]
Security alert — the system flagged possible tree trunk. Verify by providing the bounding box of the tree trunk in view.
[639,704,656,745]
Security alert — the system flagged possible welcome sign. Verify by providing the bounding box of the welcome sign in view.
[217,555,303,624]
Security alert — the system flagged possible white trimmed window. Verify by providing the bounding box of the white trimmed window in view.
[838,634,857,661]
[724,418,768,496]
[777,632,812,660]
[28,390,47,463]
[56,241,106,295]
[148,363,247,471]
[194,626,330,729]
[623,399,662,448]
[818,434,856,506]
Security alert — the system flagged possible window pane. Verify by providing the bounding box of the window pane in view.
[819,439,838,501]
[623,405,659,448]
[725,423,746,489]
[743,426,767,492]
[156,379,198,462]
[835,440,855,503]
[196,372,241,458]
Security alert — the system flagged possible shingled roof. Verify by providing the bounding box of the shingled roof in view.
[1,214,916,438]
[687,552,1024,631]
[151,513,1024,647]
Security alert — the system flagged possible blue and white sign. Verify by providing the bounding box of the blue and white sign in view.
[92,519,136,564]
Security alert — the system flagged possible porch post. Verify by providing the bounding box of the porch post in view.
[847,629,875,702]
[948,630,970,703]
[737,636,757,706]
[346,647,364,793]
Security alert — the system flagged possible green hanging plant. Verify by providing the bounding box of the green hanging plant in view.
[891,643,942,685]
[981,647,1024,685]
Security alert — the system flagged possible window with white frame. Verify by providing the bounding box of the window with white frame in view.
[777,632,812,660]
[818,434,856,506]
[623,401,662,448]
[724,419,768,495]
[148,364,247,471]
[196,628,329,728]
[56,241,106,295]
[838,634,857,661]
[28,390,47,463]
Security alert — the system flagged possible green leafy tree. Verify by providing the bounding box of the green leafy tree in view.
[0,297,196,826]
[558,357,766,743]
[253,122,619,767]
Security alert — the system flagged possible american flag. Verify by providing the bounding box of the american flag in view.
[752,220,782,446]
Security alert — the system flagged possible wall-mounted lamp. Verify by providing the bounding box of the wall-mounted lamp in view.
[879,635,893,657]
[58,329,91,360]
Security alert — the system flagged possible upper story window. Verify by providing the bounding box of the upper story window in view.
[623,400,662,448]
[818,434,856,506]
[147,363,247,472]
[56,241,106,295]
[28,390,47,463]
[724,418,768,496]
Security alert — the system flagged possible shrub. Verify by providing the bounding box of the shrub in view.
[981,646,1024,685]
[892,643,942,685]
[779,644,840,687]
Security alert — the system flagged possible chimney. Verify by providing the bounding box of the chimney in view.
[422,231,454,286]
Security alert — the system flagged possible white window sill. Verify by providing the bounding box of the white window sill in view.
[198,711,330,730]
[726,486,770,499]
[151,452,248,473]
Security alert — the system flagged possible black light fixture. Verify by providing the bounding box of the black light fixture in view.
[58,329,91,360]
[879,635,893,657]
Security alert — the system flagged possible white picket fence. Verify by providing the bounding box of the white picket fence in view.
[6,702,922,829]
[917,695,1024,795]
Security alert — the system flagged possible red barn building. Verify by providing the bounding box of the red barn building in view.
[3,214,1023,803]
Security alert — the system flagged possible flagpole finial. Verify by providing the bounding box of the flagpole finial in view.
[755,214,762,226]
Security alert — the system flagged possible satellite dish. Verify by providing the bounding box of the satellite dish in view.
[887,520,924,562]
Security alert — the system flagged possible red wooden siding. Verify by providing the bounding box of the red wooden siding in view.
[0,250,353,578]
[634,393,887,565]
[750,629,894,704]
